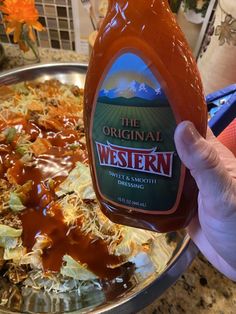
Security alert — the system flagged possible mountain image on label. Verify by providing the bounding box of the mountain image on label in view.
[99,80,165,101]
[84,0,207,233]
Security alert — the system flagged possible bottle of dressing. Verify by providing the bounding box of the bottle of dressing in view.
[84,0,207,232]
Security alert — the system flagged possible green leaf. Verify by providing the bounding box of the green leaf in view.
[60,255,98,280]
[0,224,22,238]
[16,145,28,156]
[9,192,25,212]
[4,127,17,144]
[68,143,80,150]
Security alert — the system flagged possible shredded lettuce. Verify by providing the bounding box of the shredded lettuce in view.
[0,226,24,262]
[15,133,32,157]
[68,143,80,150]
[60,255,98,280]
[4,246,26,261]
[20,235,51,269]
[9,192,26,212]
[56,162,95,200]
[16,145,29,156]
[0,236,18,249]
[59,195,80,225]
[114,227,152,257]
[20,251,42,269]
[32,234,52,252]
[0,224,22,238]
[4,127,16,144]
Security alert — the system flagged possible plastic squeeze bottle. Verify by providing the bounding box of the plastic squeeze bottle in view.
[84,0,207,232]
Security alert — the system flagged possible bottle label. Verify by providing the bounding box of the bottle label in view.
[91,52,182,214]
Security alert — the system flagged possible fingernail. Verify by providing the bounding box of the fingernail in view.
[182,121,201,146]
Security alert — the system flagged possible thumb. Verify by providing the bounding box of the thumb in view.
[174,121,234,216]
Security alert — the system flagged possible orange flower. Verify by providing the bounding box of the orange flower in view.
[0,0,44,43]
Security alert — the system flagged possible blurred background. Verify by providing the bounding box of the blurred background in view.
[0,0,235,94]
[0,0,221,57]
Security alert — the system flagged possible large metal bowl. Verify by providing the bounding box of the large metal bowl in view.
[0,63,198,314]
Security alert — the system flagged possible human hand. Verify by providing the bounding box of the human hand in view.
[174,121,236,281]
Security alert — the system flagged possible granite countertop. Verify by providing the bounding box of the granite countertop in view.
[0,44,89,70]
[0,44,235,314]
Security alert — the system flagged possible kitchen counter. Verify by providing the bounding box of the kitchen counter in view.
[141,255,235,313]
[0,44,235,314]
[0,44,89,70]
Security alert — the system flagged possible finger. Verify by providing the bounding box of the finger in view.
[206,127,236,170]
[187,217,236,281]
[206,127,236,167]
[174,121,236,213]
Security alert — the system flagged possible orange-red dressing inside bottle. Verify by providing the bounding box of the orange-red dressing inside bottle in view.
[84,0,207,232]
